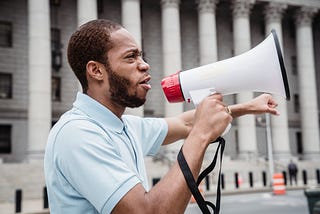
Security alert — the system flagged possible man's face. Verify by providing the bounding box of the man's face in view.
[106,28,151,108]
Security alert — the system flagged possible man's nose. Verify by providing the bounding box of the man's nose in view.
[138,58,150,72]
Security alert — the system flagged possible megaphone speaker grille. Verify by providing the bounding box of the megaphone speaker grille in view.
[161,72,185,103]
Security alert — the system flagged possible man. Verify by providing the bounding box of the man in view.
[44,19,280,213]
[288,160,298,185]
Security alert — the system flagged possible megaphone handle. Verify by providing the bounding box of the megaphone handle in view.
[221,123,231,137]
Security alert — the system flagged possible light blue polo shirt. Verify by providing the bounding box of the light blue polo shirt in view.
[44,93,168,214]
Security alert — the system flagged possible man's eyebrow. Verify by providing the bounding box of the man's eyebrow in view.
[124,48,141,54]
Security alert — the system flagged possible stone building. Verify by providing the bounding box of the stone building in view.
[0,0,320,198]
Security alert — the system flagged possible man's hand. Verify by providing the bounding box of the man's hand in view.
[190,93,233,146]
[229,93,279,118]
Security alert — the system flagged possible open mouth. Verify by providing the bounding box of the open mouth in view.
[139,77,152,90]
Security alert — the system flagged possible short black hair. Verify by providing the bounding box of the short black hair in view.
[67,19,122,92]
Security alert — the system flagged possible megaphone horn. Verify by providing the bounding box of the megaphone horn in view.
[161,29,290,106]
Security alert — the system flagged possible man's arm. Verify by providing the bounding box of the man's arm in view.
[162,93,279,145]
[112,94,279,213]
[112,94,231,214]
[229,93,279,118]
[162,109,195,145]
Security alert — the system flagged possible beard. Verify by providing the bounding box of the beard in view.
[107,67,146,108]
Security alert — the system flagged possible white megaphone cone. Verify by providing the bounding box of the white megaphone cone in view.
[161,30,290,135]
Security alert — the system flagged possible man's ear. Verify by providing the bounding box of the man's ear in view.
[86,61,104,81]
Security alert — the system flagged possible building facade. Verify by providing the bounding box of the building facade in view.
[0,0,320,187]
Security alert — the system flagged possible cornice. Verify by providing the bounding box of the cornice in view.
[264,2,287,23]
[256,0,320,9]
[295,7,318,27]
[231,0,255,18]
[161,0,180,9]
[197,0,219,13]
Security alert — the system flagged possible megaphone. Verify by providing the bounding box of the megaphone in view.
[161,29,290,106]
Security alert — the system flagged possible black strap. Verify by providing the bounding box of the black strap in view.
[178,137,225,214]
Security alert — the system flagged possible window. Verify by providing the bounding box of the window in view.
[50,0,61,6]
[98,0,104,13]
[0,21,12,47]
[296,132,303,155]
[291,56,297,75]
[294,94,300,113]
[289,19,296,39]
[51,28,62,71]
[52,76,61,101]
[51,28,61,50]
[235,130,239,153]
[0,125,11,154]
[0,73,12,99]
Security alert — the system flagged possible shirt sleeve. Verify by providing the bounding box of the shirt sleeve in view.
[54,119,140,214]
[123,116,168,156]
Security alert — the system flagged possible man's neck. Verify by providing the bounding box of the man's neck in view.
[86,91,125,118]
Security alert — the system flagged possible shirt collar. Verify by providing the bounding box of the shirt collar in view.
[73,92,125,133]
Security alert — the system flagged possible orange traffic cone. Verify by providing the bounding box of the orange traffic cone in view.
[238,174,243,187]
[272,173,286,195]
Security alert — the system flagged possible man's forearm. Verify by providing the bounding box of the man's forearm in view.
[112,129,210,214]
[163,110,195,145]
[229,94,279,118]
[146,132,209,213]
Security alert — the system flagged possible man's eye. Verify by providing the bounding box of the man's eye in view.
[126,54,135,58]
[125,51,143,61]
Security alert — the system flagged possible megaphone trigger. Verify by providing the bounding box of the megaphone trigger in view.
[189,88,216,107]
[209,88,217,95]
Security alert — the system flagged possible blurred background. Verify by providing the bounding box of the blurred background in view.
[0,0,320,213]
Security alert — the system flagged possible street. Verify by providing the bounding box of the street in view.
[185,190,309,214]
[0,189,311,214]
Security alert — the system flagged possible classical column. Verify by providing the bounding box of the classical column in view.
[161,0,183,117]
[197,0,218,65]
[27,0,51,161]
[122,0,141,46]
[264,2,291,160]
[77,0,97,92]
[196,0,219,164]
[77,0,97,26]
[161,0,183,161]
[122,0,144,117]
[232,0,257,159]
[295,7,320,159]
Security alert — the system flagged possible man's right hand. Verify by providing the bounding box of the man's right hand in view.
[190,93,233,146]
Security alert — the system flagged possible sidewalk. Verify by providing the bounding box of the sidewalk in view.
[0,198,48,214]
[0,186,308,214]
